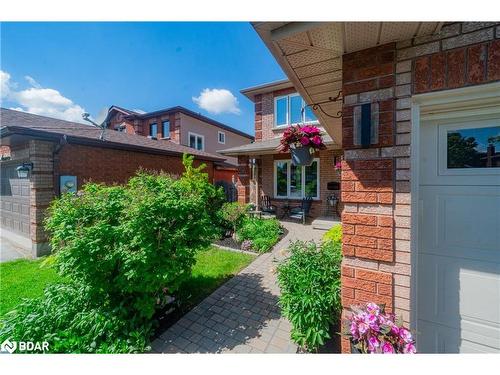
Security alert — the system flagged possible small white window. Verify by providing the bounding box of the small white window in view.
[218,131,226,144]
[189,132,205,151]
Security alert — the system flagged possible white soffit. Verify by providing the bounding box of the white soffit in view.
[253,22,443,145]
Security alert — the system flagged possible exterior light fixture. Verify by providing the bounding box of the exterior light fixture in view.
[16,162,33,179]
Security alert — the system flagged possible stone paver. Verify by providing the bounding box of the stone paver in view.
[153,221,325,353]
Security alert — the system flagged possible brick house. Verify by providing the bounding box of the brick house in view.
[220,79,343,221]
[0,108,224,258]
[104,105,254,183]
[238,22,500,353]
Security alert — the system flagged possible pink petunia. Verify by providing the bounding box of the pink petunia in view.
[311,135,322,145]
[382,341,395,354]
[358,322,369,335]
[366,302,380,315]
[403,343,416,354]
[399,328,413,343]
[300,136,310,145]
[368,336,380,352]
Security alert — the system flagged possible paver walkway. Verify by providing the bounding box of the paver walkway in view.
[152,221,325,353]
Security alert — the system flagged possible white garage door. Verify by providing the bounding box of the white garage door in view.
[417,114,500,353]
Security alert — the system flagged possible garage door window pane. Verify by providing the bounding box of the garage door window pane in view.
[447,126,500,169]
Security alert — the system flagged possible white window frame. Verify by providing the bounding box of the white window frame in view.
[161,120,170,139]
[274,93,319,128]
[273,158,320,199]
[188,132,205,151]
[149,122,158,137]
[218,131,226,144]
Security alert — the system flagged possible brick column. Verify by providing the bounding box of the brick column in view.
[236,155,250,204]
[340,43,398,353]
[29,139,55,257]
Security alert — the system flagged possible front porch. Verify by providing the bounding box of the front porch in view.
[220,137,344,222]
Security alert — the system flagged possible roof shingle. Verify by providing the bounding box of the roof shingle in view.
[0,108,224,161]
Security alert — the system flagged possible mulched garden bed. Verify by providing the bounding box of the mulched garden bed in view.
[214,226,289,253]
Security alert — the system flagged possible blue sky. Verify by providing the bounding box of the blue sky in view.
[0,22,286,135]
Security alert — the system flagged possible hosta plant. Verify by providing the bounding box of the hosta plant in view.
[343,302,416,354]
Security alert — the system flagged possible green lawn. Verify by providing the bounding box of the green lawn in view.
[176,247,255,312]
[0,257,61,317]
[0,247,255,319]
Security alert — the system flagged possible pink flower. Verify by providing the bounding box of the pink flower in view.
[358,322,369,335]
[399,328,413,343]
[300,136,310,146]
[403,343,416,354]
[382,342,395,354]
[368,336,380,351]
[366,302,380,315]
[350,322,359,339]
[311,135,322,145]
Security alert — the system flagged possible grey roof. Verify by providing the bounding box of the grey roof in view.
[219,134,334,156]
[0,108,224,162]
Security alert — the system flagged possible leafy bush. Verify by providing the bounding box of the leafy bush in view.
[322,223,342,243]
[0,155,224,353]
[236,217,282,253]
[218,202,248,235]
[277,240,342,351]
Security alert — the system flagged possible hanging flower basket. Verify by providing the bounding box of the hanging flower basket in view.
[278,125,326,166]
[290,145,314,166]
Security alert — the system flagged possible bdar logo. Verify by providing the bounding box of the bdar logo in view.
[1,339,17,354]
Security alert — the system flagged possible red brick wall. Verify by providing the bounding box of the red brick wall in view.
[413,38,500,94]
[55,144,214,190]
[340,22,500,353]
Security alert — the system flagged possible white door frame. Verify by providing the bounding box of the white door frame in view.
[410,81,500,344]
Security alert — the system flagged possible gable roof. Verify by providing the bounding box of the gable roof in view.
[108,105,254,140]
[240,79,294,102]
[0,108,224,162]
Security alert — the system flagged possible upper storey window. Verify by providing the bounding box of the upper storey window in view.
[274,93,318,127]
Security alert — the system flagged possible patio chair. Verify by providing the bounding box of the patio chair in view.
[260,195,277,216]
[289,197,313,224]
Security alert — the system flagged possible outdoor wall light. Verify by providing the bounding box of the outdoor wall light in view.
[16,162,33,179]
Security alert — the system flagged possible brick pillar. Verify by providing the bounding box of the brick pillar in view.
[29,139,55,257]
[340,43,398,353]
[236,155,250,204]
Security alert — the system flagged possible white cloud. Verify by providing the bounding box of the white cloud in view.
[24,75,41,89]
[132,108,147,114]
[192,88,240,115]
[0,70,87,123]
[1,70,11,99]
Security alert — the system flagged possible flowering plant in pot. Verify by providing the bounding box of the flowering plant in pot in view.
[278,125,326,166]
[342,302,416,354]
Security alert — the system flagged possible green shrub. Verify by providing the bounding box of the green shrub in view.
[0,155,224,353]
[276,240,342,351]
[322,223,342,243]
[236,218,282,253]
[218,202,248,234]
